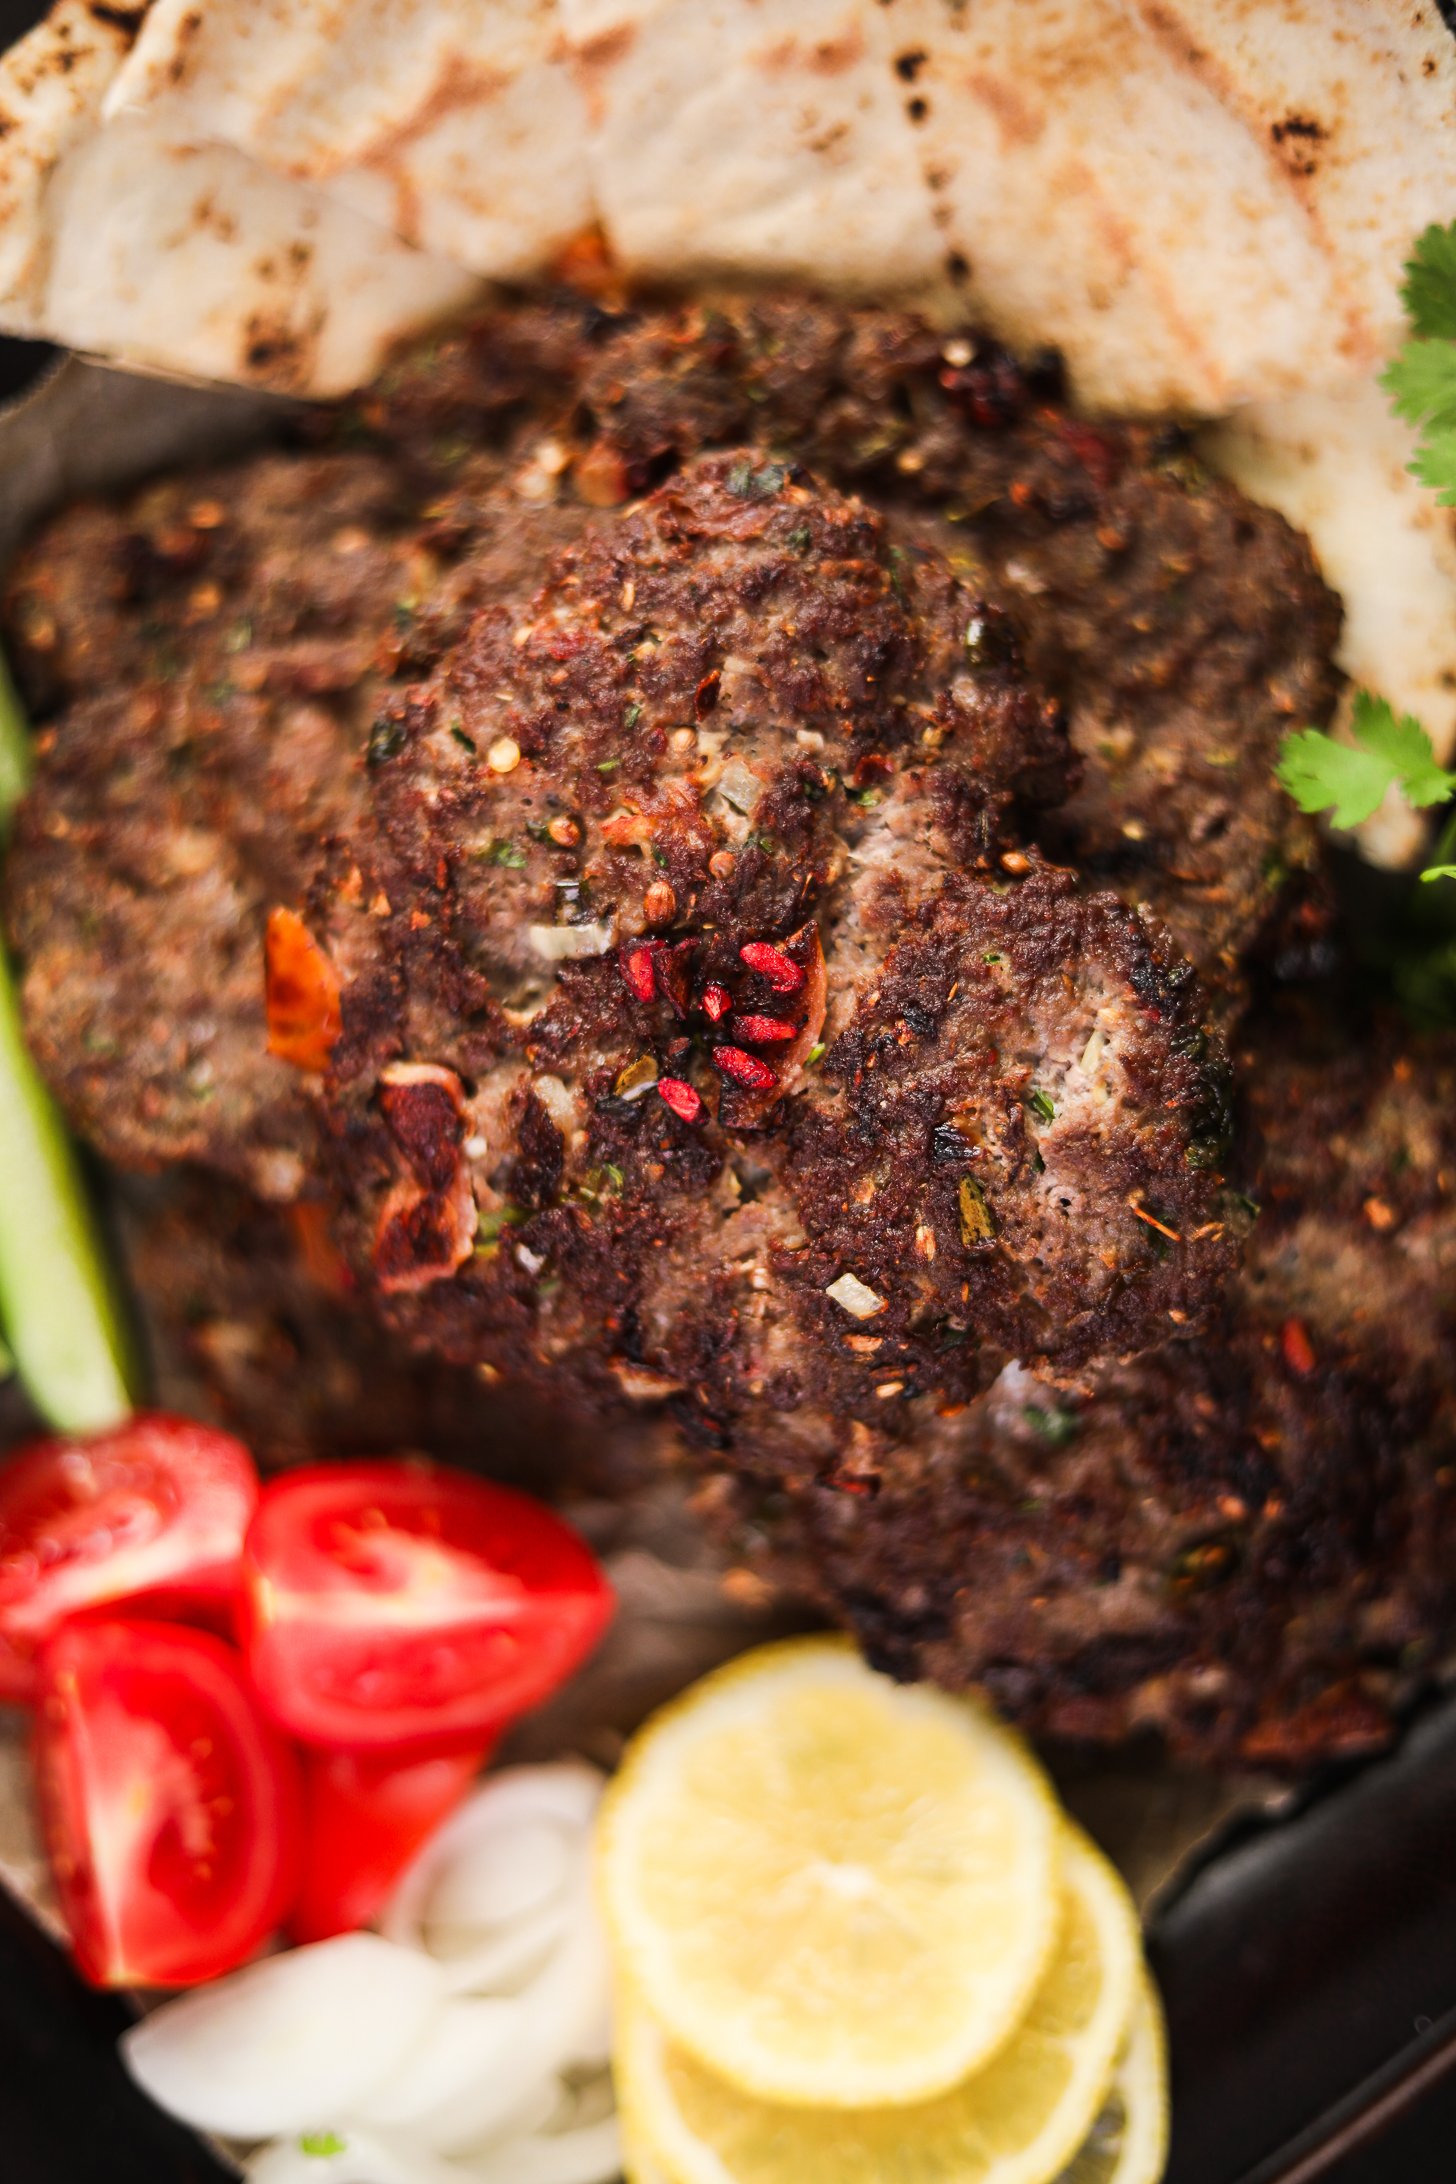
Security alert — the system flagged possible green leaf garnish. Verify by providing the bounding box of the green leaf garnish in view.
[1400,221,1456,340]
[1421,864,1456,883]
[1276,693,1456,830]
[299,2132,347,2159]
[1410,423,1456,505]
[1381,336,1456,432]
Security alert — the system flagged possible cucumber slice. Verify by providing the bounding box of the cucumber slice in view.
[0,952,134,1430]
[0,655,133,1429]
[0,647,29,828]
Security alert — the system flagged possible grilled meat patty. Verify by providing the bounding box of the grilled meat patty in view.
[707,1001,1456,1772]
[4,287,1387,1768]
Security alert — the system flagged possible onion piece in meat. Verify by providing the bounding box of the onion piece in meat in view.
[527,922,616,962]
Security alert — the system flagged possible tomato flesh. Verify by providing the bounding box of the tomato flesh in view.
[240,1463,613,1753]
[0,1414,258,1702]
[33,1618,301,1987]
[289,1743,486,1943]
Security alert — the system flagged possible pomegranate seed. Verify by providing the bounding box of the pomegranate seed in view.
[739,941,804,993]
[713,1045,779,1090]
[620,944,656,1004]
[733,1014,797,1044]
[657,1077,703,1123]
[702,982,732,1023]
[1281,1317,1316,1376]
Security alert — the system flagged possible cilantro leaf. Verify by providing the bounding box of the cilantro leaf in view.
[1410,423,1456,506]
[1277,730,1401,828]
[1352,691,1456,808]
[1401,222,1456,340]
[1276,694,1456,830]
[1382,336,1456,432]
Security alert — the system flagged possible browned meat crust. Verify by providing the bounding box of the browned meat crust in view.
[707,1002,1456,1771]
[2,286,1375,1769]
[364,290,1342,1007]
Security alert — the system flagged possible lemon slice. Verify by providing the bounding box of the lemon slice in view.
[616,1824,1140,2184]
[598,1636,1061,2108]
[1055,1973,1168,2184]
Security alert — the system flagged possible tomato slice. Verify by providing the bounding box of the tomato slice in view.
[239,1462,614,1753]
[33,1619,302,1987]
[288,1743,487,1944]
[0,1413,259,1702]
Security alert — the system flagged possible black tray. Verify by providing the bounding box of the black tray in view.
[7,1683,1456,2182]
[5,0,1456,2169]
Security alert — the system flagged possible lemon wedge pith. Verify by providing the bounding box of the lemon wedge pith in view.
[598,1636,1062,2109]
[617,1823,1140,2184]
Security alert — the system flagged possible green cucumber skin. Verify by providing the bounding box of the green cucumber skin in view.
[0,655,134,1430]
[0,953,134,1432]
[0,649,29,829]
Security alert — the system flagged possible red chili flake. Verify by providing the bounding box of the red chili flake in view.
[657,1076,702,1123]
[619,944,657,1004]
[739,941,805,993]
[713,1044,779,1090]
[702,982,732,1023]
[733,1014,797,1044]
[694,669,722,718]
[1281,1317,1316,1376]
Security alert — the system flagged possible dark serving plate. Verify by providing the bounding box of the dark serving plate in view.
[4,0,1456,2173]
[8,1681,1456,2183]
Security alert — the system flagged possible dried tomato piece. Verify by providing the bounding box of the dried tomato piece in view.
[620,945,657,1004]
[657,1077,703,1123]
[264,907,342,1073]
[1281,1317,1316,1376]
[739,941,804,994]
[712,1045,778,1091]
[733,1015,797,1044]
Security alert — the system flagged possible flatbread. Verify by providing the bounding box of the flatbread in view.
[1206,377,1456,859]
[881,0,1456,415]
[559,0,945,295]
[80,0,1456,415]
[0,1,479,395]
[106,0,596,278]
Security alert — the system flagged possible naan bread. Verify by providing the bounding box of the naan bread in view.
[84,0,1456,415]
[1206,379,1456,863]
[106,0,595,277]
[560,0,945,294]
[0,1,479,395]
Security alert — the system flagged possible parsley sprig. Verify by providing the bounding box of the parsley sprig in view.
[1277,691,1455,838]
[1275,223,1456,878]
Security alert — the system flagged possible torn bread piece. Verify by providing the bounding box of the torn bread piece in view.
[882,0,1456,414]
[0,1,479,396]
[559,0,944,293]
[105,0,595,279]
[1205,375,1456,866]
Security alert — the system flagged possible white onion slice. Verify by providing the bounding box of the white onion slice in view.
[122,1935,444,2139]
[382,1765,602,1996]
[244,2127,467,2184]
[428,1816,574,1933]
[464,2115,623,2184]
[357,1997,553,2154]
[510,1863,614,2078]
